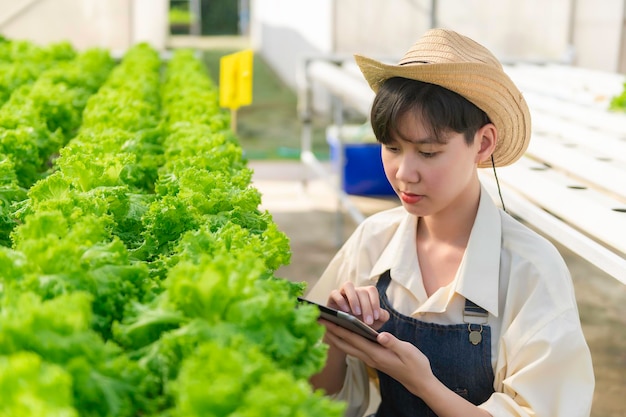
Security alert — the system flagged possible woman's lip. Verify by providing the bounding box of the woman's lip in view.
[400,191,423,204]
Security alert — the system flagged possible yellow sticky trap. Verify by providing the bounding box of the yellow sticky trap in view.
[219,49,253,109]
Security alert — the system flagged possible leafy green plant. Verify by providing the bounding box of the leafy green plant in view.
[169,8,194,25]
[609,80,626,112]
[0,38,342,417]
[0,352,78,417]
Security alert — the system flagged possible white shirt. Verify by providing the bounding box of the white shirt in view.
[307,184,595,417]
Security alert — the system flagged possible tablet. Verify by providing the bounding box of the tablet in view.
[298,297,380,342]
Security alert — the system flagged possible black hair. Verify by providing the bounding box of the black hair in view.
[370,77,490,146]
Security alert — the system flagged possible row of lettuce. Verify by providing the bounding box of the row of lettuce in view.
[0,38,114,246]
[0,37,344,416]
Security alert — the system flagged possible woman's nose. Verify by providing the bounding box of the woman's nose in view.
[395,154,420,183]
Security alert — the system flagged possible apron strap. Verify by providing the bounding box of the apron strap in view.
[464,299,488,318]
[376,269,392,294]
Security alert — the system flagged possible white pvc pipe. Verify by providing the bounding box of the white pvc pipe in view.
[307,59,375,116]
[480,172,626,285]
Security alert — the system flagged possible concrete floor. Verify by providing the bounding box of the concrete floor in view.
[250,159,626,417]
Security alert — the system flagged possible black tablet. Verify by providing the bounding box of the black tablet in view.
[298,297,380,342]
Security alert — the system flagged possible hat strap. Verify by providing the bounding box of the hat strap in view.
[491,155,506,212]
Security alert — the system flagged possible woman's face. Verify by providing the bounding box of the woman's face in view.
[381,110,489,218]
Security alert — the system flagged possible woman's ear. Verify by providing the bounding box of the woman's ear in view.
[475,123,497,165]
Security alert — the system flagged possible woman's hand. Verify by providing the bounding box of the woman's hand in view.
[321,319,434,398]
[319,283,491,417]
[324,324,491,417]
[326,281,389,328]
[322,281,433,397]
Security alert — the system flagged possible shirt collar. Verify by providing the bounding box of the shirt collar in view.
[368,184,502,317]
[369,213,428,302]
[454,185,502,317]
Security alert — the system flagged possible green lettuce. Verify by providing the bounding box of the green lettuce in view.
[0,352,78,417]
[169,339,344,417]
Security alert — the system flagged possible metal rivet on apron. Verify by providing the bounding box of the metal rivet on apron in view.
[468,323,483,345]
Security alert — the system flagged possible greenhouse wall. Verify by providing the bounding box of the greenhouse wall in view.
[572,0,625,71]
[251,0,626,95]
[333,0,573,63]
[250,0,333,89]
[0,0,168,53]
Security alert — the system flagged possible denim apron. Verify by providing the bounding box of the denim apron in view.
[373,270,495,417]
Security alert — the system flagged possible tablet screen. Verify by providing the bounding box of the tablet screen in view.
[298,297,380,342]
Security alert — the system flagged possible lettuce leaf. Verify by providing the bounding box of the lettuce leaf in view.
[0,352,78,417]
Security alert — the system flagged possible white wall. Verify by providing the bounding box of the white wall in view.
[334,0,434,61]
[251,0,333,51]
[0,0,168,54]
[251,0,626,95]
[573,0,625,71]
[251,0,333,87]
[132,0,170,50]
[334,0,573,64]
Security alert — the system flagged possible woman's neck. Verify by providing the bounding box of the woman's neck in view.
[416,181,482,296]
[417,181,482,248]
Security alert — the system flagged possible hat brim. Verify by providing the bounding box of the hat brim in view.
[354,54,531,168]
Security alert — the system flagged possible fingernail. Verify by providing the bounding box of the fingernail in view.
[374,309,379,320]
[354,306,361,315]
[365,315,372,324]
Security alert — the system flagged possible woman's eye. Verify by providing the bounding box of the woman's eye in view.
[385,145,400,153]
[420,152,437,158]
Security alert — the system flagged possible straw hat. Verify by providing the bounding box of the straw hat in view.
[354,28,531,168]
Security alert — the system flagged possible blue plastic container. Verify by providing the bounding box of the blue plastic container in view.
[327,126,396,196]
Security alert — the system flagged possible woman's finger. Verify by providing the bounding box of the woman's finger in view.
[356,288,375,324]
[369,286,382,318]
[341,282,363,315]
[328,287,350,312]
[322,319,379,363]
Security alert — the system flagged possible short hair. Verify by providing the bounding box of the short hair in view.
[370,77,491,146]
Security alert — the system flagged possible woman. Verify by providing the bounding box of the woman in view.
[306,28,595,417]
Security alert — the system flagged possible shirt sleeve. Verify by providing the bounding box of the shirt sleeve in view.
[481,237,595,417]
[328,356,372,417]
[306,207,406,304]
[305,221,370,303]
[304,220,381,414]
[480,309,594,417]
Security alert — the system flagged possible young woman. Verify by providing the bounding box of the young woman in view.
[306,29,595,417]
